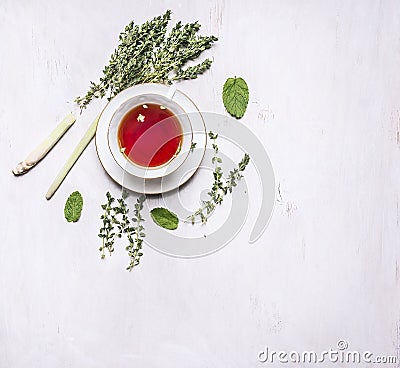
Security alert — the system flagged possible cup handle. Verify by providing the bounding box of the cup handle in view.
[166,85,177,100]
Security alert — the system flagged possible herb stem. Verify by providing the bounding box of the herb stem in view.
[13,113,76,176]
[188,132,250,224]
[99,192,116,259]
[46,114,100,200]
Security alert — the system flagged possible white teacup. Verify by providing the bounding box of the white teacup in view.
[108,93,193,179]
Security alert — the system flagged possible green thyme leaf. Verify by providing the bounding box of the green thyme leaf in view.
[64,191,83,222]
[222,77,249,119]
[150,207,179,230]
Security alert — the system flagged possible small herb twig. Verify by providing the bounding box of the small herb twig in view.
[187,132,250,224]
[126,195,146,271]
[99,192,117,259]
[188,131,222,224]
[224,154,250,194]
[113,192,130,239]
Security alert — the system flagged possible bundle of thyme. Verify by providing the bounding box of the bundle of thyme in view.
[99,193,146,271]
[188,132,250,224]
[75,10,218,109]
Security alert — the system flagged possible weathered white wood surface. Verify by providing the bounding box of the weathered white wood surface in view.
[1,0,400,366]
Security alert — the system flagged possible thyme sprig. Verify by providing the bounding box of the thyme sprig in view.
[126,195,146,271]
[224,154,250,194]
[99,192,146,271]
[75,10,217,110]
[188,132,250,224]
[113,193,130,239]
[99,192,117,258]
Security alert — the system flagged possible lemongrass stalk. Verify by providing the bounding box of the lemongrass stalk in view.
[45,114,100,200]
[12,113,76,176]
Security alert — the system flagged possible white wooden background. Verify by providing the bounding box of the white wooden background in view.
[1,0,400,367]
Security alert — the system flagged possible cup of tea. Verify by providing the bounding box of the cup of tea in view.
[108,92,193,179]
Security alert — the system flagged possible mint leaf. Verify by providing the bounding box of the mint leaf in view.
[222,77,249,119]
[150,207,179,230]
[64,191,83,223]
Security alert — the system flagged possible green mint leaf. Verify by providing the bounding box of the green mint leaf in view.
[222,77,249,119]
[150,207,179,230]
[64,191,83,223]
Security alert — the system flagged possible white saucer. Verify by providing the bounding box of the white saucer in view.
[95,84,207,194]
